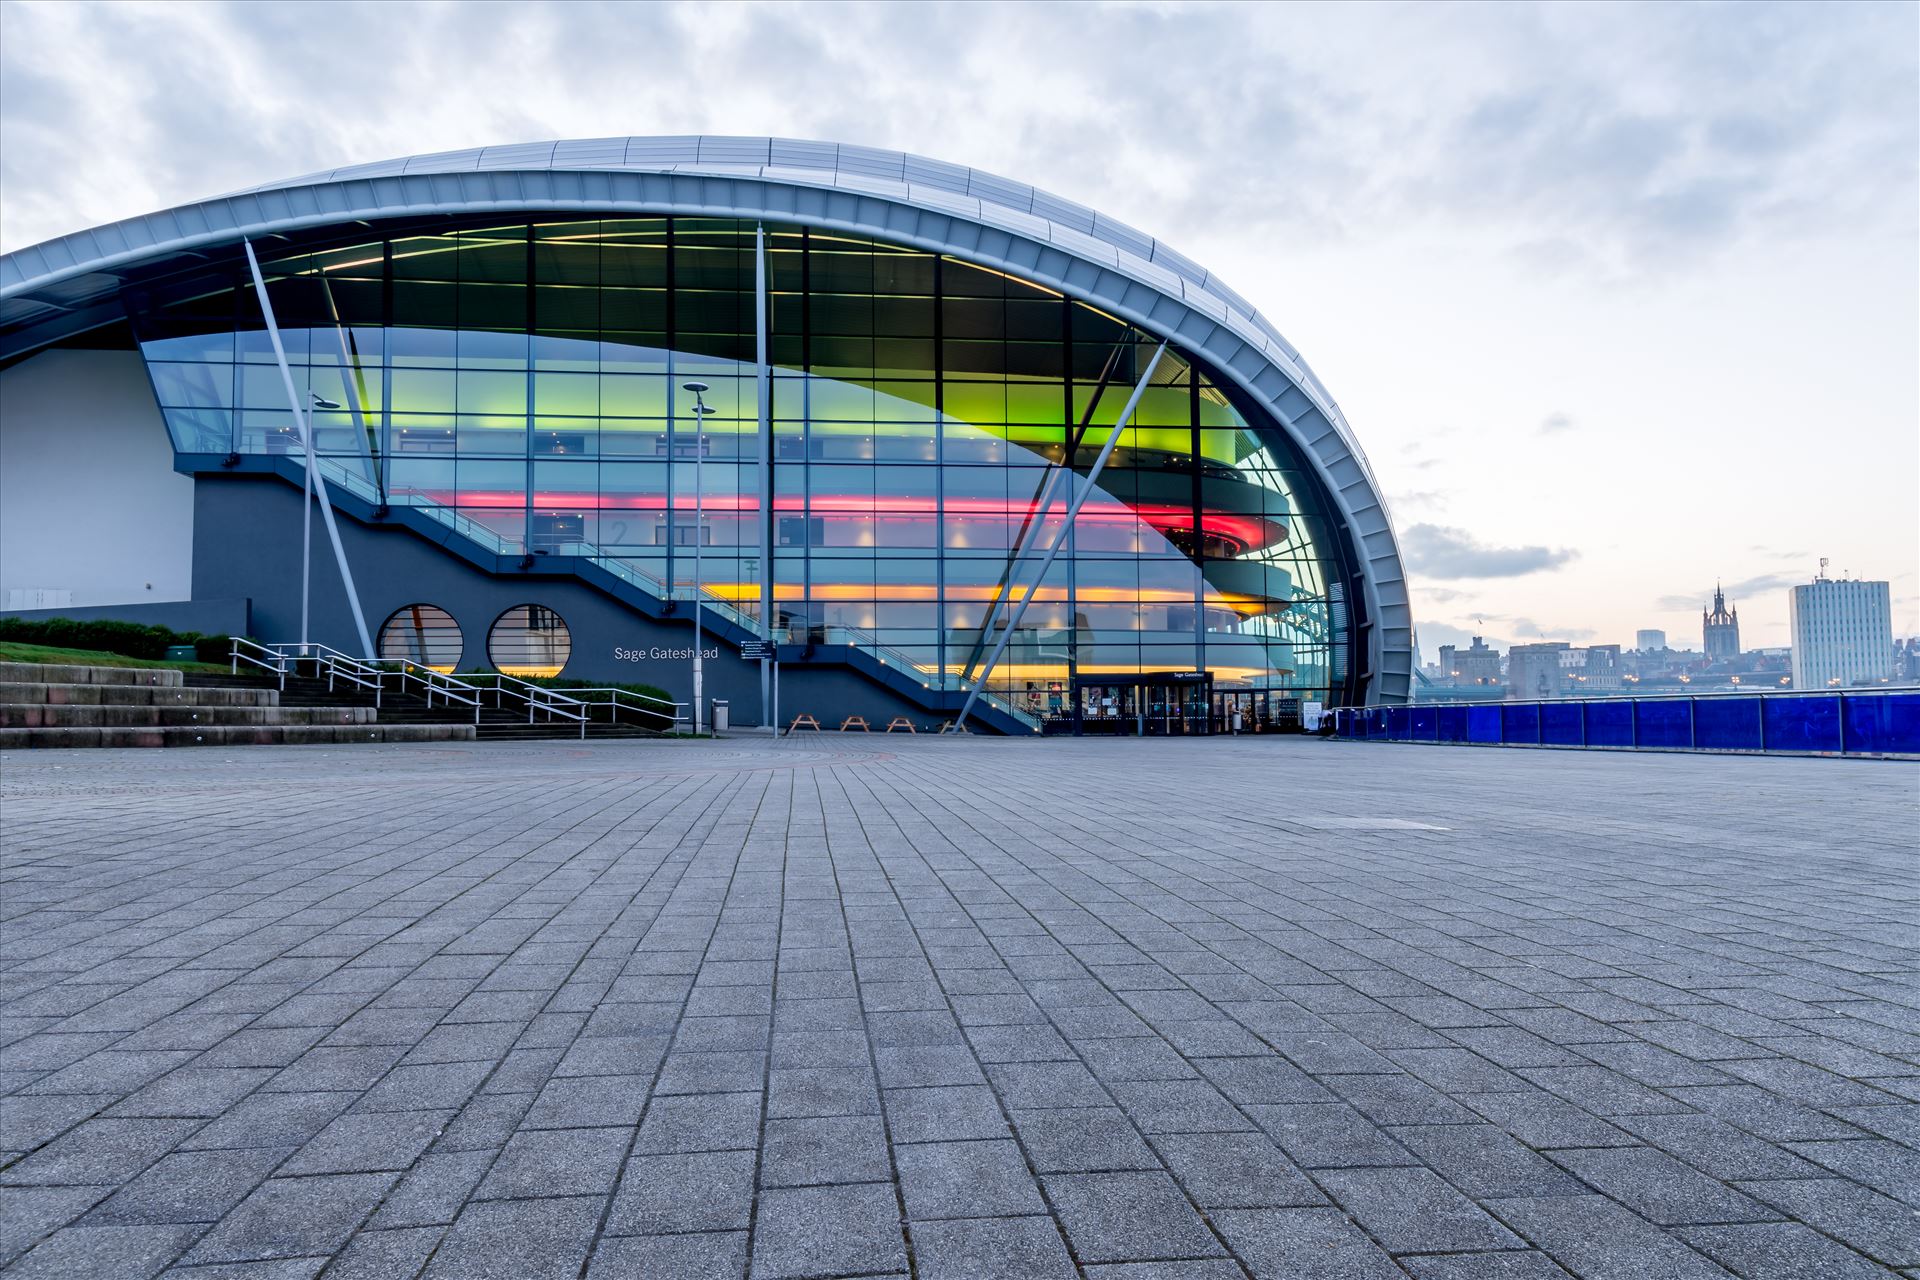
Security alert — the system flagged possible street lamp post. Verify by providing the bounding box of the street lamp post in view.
[682,382,716,734]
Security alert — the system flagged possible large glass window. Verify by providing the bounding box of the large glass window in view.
[132,218,1353,710]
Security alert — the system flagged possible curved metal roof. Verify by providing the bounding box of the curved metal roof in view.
[0,135,1410,701]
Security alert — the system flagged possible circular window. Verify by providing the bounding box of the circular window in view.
[378,604,463,672]
[488,604,572,677]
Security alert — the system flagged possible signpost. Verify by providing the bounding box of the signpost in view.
[740,640,777,733]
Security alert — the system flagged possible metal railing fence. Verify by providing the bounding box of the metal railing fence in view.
[1332,689,1919,757]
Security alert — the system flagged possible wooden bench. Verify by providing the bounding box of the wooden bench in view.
[839,715,871,732]
[884,717,916,733]
[788,714,821,732]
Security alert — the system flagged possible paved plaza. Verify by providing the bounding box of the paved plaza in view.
[1,736,1916,1279]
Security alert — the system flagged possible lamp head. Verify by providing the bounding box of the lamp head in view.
[310,393,342,410]
[681,381,710,394]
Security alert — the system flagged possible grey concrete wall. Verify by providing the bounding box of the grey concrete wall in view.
[193,474,938,730]
[0,348,194,607]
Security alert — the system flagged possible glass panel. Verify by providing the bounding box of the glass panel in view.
[1540,702,1583,745]
[1693,697,1763,751]
[1585,700,1633,747]
[1635,700,1693,748]
[1501,704,1540,744]
[1762,695,1843,752]
[1841,692,1920,755]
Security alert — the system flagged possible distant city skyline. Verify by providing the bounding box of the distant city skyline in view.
[3,0,1914,657]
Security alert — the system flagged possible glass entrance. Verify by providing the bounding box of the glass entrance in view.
[1072,673,1211,735]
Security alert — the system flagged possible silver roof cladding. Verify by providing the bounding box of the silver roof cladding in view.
[0,135,1410,701]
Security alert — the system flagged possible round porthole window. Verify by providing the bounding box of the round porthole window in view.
[488,604,572,677]
[377,604,463,672]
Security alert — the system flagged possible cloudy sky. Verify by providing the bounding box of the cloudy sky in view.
[3,0,1914,658]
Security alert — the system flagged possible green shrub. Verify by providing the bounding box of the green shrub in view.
[0,616,237,665]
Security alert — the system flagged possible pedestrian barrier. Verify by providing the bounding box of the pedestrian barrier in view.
[1331,689,1919,758]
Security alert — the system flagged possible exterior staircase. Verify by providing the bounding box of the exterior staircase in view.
[187,671,673,741]
[0,662,477,749]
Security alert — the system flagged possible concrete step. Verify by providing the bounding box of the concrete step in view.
[0,661,185,687]
[0,704,376,729]
[0,723,479,749]
[0,682,279,708]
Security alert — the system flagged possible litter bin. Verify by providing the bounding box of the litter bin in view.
[710,700,729,733]
[165,644,198,662]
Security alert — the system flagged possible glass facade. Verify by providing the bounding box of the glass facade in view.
[131,217,1355,722]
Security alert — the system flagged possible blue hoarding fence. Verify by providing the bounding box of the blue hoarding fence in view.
[1332,690,1919,758]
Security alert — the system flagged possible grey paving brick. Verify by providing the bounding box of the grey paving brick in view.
[1244,1101,1413,1168]
[1785,1137,1920,1203]
[1152,1130,1324,1208]
[896,1138,1045,1218]
[88,1146,290,1225]
[1401,1253,1577,1280]
[587,1230,747,1279]
[1677,1222,1890,1278]
[1387,1122,1583,1199]
[368,1149,497,1228]
[1548,1145,1777,1226]
[0,1184,114,1264]
[1212,1206,1404,1279]
[321,1226,443,1280]
[419,1194,602,1280]
[180,1173,395,1266]
[885,1084,1007,1143]
[1322,1164,1523,1253]
[749,1182,906,1278]
[604,1148,755,1235]
[1,1118,200,1185]
[761,1113,892,1187]
[521,1074,650,1129]
[277,1108,450,1175]
[475,1125,628,1198]
[910,1215,1077,1279]
[1045,1170,1224,1263]
[1011,1107,1161,1172]
[1487,1194,1736,1279]
[1733,1177,1920,1267]
[4,1223,198,1280]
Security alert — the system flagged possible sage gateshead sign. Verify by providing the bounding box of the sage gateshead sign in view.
[0,136,1412,732]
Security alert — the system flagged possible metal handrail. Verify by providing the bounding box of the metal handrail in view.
[230,637,291,689]
[557,687,690,733]
[456,672,591,736]
[364,658,484,720]
[280,642,383,698]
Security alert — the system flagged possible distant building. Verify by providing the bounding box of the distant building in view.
[1896,637,1920,683]
[1576,644,1624,691]
[1437,635,1503,687]
[1635,629,1667,652]
[1790,576,1893,688]
[1507,642,1570,699]
[1703,585,1740,663]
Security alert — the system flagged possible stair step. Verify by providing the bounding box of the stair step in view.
[0,661,186,688]
[0,705,375,729]
[0,724,478,749]
[0,682,280,708]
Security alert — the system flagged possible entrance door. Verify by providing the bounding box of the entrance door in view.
[1075,682,1135,734]
[1142,679,1210,735]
